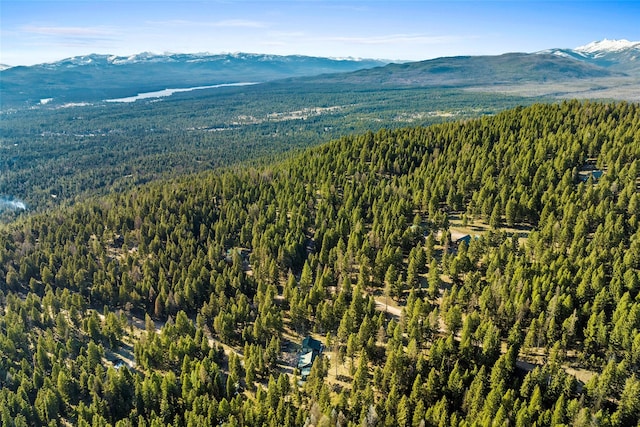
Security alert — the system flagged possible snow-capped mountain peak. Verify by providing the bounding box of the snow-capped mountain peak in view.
[575,39,640,54]
[536,39,640,73]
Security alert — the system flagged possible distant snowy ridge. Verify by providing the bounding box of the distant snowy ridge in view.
[537,38,640,57]
[35,52,385,69]
[575,39,640,54]
[1,52,386,109]
[537,39,640,73]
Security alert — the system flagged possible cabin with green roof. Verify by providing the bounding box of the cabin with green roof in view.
[297,336,323,379]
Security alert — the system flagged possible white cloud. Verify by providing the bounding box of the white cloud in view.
[17,25,119,48]
[145,19,268,28]
[214,19,267,28]
[267,31,306,38]
[22,25,115,37]
[323,34,469,46]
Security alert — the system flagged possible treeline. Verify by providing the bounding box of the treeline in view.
[1,100,639,426]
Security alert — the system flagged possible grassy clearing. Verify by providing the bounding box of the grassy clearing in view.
[448,213,533,245]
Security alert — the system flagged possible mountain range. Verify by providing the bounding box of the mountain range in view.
[0,53,387,109]
[541,39,640,73]
[302,39,639,100]
[1,39,638,109]
[302,52,621,86]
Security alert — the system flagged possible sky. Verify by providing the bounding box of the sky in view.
[1,0,640,66]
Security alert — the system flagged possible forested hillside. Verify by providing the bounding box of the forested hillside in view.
[1,101,639,426]
[0,83,529,217]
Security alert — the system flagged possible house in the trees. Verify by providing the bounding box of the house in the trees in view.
[297,336,323,379]
[578,159,605,183]
[436,230,476,253]
[454,234,472,247]
[578,169,604,183]
[302,336,323,354]
[224,247,251,270]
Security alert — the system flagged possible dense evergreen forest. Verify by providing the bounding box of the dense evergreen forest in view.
[1,100,639,426]
[0,82,532,218]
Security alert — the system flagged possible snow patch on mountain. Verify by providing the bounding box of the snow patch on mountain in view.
[30,52,389,69]
[576,39,640,54]
[537,39,640,73]
[538,49,583,59]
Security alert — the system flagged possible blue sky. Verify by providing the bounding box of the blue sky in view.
[2,0,639,66]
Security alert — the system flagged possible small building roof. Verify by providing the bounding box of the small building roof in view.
[455,234,472,245]
[302,336,323,352]
[579,170,604,182]
[298,351,314,369]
